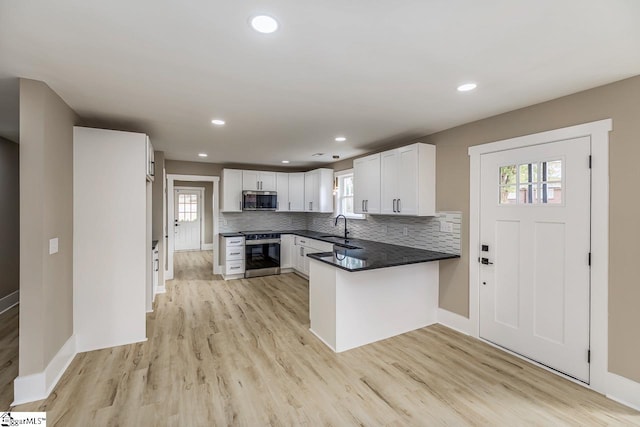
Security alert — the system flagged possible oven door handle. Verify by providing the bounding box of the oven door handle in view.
[245,239,281,245]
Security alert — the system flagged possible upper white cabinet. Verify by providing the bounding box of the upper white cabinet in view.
[304,168,333,213]
[353,153,381,214]
[221,169,243,212]
[276,172,289,211]
[242,170,276,191]
[145,136,155,182]
[288,173,305,212]
[380,143,435,216]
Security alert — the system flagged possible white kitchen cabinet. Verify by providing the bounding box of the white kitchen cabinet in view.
[276,173,289,212]
[293,236,333,277]
[380,143,435,216]
[288,173,305,212]
[221,169,243,212]
[353,153,381,214]
[280,234,294,268]
[242,170,276,191]
[73,126,149,352]
[220,235,245,280]
[304,168,334,213]
[145,136,155,182]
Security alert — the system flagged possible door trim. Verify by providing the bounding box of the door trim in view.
[468,119,611,394]
[174,186,205,251]
[166,174,220,281]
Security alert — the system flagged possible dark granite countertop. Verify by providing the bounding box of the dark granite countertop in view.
[218,229,458,271]
[280,230,460,272]
[220,232,245,238]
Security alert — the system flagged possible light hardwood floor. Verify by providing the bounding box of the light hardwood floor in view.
[0,303,18,410]
[4,250,640,425]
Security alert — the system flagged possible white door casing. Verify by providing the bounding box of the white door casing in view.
[174,187,203,251]
[479,137,591,382]
[468,119,611,394]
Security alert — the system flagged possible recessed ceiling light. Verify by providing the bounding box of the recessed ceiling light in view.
[281,160,290,164]
[250,15,279,34]
[335,136,347,142]
[457,83,477,92]
[211,119,226,126]
[198,153,208,158]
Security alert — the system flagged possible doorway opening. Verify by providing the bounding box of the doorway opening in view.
[166,174,220,282]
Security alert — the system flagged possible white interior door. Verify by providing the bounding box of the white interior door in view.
[174,189,202,251]
[479,136,591,382]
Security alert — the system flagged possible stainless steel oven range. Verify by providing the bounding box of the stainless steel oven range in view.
[242,231,281,278]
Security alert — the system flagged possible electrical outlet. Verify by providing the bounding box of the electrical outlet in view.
[403,226,408,236]
[440,221,454,233]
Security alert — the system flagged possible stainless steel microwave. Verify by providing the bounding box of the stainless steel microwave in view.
[242,191,277,211]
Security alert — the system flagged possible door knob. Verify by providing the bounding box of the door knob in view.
[481,258,493,265]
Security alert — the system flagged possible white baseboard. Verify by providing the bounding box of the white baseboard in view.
[437,308,472,335]
[13,334,77,406]
[0,290,19,315]
[309,328,337,352]
[606,372,640,411]
[201,243,214,250]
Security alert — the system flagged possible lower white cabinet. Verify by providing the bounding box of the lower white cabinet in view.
[220,235,245,279]
[293,236,333,277]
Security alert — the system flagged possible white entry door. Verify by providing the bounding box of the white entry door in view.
[479,136,591,383]
[174,189,202,251]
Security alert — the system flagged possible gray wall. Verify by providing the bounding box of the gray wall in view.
[0,136,19,300]
[175,180,213,244]
[19,79,77,376]
[332,75,640,384]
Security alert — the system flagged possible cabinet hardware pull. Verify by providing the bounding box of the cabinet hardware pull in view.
[397,199,401,213]
[393,199,397,212]
[288,202,291,211]
[365,200,368,212]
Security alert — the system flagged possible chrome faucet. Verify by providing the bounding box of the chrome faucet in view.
[334,214,349,241]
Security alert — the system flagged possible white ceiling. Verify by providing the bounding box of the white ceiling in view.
[1,0,639,166]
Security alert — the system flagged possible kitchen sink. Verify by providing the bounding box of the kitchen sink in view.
[319,235,360,249]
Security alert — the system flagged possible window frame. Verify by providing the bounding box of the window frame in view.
[334,169,365,220]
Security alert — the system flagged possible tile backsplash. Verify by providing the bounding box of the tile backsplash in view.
[220,211,307,233]
[306,212,461,255]
[219,211,461,255]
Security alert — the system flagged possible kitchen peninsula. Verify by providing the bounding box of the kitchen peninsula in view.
[305,235,458,353]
